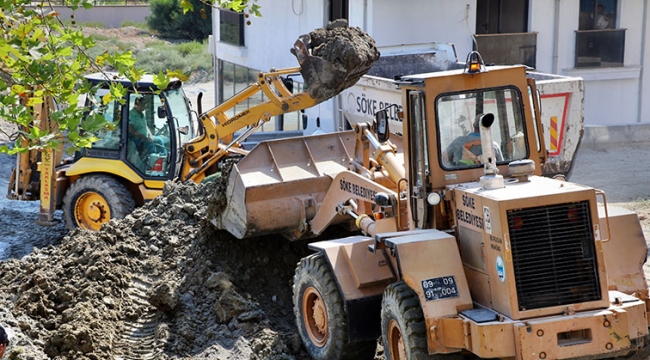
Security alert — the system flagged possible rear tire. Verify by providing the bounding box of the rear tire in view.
[382,281,450,360]
[62,175,135,231]
[293,253,376,360]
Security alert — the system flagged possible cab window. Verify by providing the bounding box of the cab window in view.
[89,89,122,150]
[164,87,195,144]
[126,93,172,177]
[437,87,527,170]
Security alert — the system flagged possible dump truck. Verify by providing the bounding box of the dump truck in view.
[339,42,584,179]
[211,51,650,360]
[6,21,379,231]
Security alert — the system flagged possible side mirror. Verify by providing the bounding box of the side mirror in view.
[375,110,390,143]
[157,106,167,119]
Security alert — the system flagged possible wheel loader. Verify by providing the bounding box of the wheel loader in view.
[6,21,379,231]
[210,52,650,360]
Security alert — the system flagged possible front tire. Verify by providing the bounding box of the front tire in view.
[62,175,135,231]
[382,281,446,360]
[293,253,375,360]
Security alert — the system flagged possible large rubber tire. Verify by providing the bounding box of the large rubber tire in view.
[382,281,447,360]
[62,175,135,231]
[293,253,376,360]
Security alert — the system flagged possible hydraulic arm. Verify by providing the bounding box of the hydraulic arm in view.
[180,66,318,182]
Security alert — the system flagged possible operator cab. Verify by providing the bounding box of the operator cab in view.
[397,53,546,193]
[82,73,197,180]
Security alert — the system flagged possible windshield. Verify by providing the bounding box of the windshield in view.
[437,87,527,170]
[164,88,195,144]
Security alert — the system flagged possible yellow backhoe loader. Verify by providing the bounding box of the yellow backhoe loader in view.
[6,22,379,231]
[210,52,650,360]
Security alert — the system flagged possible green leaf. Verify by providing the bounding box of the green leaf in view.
[81,113,107,132]
[180,0,194,13]
[26,96,44,107]
[251,4,262,17]
[154,72,171,90]
[108,83,127,101]
[68,131,80,141]
[166,69,188,82]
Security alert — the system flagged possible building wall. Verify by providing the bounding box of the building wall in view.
[211,0,478,134]
[213,0,325,72]
[532,0,645,126]
[37,5,150,28]
[212,0,650,129]
[368,0,476,57]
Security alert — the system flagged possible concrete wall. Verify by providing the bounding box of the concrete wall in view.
[368,0,476,57]
[43,5,150,28]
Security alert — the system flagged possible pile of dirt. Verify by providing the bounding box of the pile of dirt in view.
[0,170,360,359]
[295,19,380,102]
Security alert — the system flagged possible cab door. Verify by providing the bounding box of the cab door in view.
[407,90,430,229]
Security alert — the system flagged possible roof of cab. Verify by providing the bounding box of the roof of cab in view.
[84,72,182,92]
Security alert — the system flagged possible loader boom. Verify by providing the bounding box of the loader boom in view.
[180,66,318,182]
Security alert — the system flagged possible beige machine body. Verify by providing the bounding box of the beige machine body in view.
[213,53,650,360]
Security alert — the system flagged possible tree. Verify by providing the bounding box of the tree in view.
[0,0,260,155]
[148,0,212,41]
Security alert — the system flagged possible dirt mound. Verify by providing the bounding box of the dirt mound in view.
[0,173,329,359]
[294,19,380,102]
[0,166,381,359]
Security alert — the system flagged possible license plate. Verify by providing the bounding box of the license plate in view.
[421,276,459,301]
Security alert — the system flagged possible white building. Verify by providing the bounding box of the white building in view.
[211,0,649,139]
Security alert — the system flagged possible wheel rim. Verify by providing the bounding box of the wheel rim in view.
[74,191,111,231]
[302,286,328,347]
[388,319,407,360]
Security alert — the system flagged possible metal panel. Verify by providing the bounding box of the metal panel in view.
[507,201,601,310]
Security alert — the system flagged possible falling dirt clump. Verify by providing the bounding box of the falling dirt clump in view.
[296,19,380,102]
[0,172,338,359]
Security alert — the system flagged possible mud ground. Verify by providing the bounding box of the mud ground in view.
[0,163,325,359]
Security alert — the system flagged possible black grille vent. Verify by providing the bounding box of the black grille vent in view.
[507,201,601,311]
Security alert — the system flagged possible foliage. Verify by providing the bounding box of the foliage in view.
[120,20,148,29]
[135,41,212,79]
[187,0,261,18]
[0,0,259,155]
[148,0,212,41]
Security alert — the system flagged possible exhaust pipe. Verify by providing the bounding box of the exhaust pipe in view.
[478,113,504,190]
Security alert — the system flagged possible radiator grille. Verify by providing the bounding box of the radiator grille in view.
[507,201,601,311]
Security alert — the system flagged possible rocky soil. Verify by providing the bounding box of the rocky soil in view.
[297,20,380,102]
[0,165,348,359]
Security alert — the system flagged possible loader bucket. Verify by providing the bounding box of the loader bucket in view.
[211,131,358,240]
[291,19,380,103]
